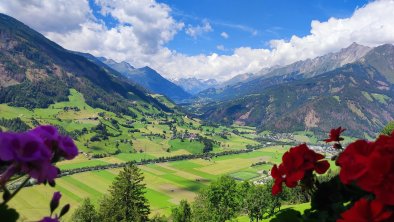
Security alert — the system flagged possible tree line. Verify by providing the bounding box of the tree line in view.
[71,164,314,222]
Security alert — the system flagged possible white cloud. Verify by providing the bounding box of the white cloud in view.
[94,0,184,54]
[216,45,226,51]
[220,32,229,39]
[1,0,394,81]
[0,0,92,33]
[185,20,213,38]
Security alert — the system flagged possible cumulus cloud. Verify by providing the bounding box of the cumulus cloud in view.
[94,0,184,54]
[1,0,394,81]
[220,32,229,39]
[185,20,213,38]
[0,0,92,33]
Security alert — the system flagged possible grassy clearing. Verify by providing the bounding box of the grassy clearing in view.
[9,146,288,220]
[0,88,259,159]
[169,139,204,154]
[230,171,260,180]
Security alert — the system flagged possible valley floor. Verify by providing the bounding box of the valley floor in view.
[10,146,289,221]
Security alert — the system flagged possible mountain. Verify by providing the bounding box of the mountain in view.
[197,43,372,102]
[199,63,394,137]
[0,13,171,114]
[262,42,371,79]
[174,77,218,94]
[100,57,135,73]
[101,59,192,103]
[219,66,282,88]
[360,44,394,84]
[219,73,254,88]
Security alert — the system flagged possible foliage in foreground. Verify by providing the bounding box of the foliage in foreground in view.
[0,125,78,221]
[270,127,394,222]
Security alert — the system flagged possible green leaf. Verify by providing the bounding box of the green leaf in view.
[2,188,11,202]
[0,204,19,222]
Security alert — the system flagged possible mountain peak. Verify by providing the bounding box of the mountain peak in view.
[348,42,363,48]
[340,42,370,54]
[119,61,135,70]
[141,66,155,72]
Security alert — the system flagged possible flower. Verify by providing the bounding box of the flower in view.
[338,133,394,205]
[337,140,374,184]
[30,125,78,160]
[0,132,58,183]
[50,192,62,213]
[38,216,59,222]
[324,127,346,143]
[271,144,330,195]
[337,198,392,222]
[0,125,78,185]
[271,164,286,195]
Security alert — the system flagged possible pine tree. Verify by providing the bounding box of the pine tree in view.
[99,164,150,222]
[71,198,98,222]
[172,200,192,222]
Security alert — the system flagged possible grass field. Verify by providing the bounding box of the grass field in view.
[8,146,290,221]
[0,88,258,159]
[0,88,314,221]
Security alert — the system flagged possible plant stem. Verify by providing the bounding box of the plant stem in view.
[1,176,30,206]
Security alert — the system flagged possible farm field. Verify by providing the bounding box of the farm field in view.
[9,146,290,221]
[0,89,259,158]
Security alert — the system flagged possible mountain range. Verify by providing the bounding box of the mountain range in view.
[196,42,373,101]
[0,13,392,138]
[173,77,218,95]
[99,58,192,102]
[193,43,394,137]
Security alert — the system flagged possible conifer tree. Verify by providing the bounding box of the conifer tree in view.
[99,164,150,222]
[172,199,192,222]
[71,198,98,222]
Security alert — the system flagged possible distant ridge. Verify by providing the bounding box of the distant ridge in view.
[101,59,192,103]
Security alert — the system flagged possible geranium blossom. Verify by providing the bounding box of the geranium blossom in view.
[324,127,346,143]
[338,132,394,205]
[337,198,392,222]
[30,125,78,160]
[0,132,58,183]
[0,125,78,184]
[271,144,330,195]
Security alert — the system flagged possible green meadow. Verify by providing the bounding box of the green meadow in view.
[0,89,324,221]
[9,146,290,221]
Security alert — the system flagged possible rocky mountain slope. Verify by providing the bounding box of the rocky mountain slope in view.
[0,13,171,114]
[198,62,393,137]
[197,43,372,101]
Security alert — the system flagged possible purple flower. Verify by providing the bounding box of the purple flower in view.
[0,125,78,185]
[0,132,57,183]
[38,216,59,222]
[30,125,78,160]
[58,136,78,160]
[50,192,62,213]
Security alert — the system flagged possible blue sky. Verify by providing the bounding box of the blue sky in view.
[159,0,369,55]
[1,0,393,81]
[87,0,369,56]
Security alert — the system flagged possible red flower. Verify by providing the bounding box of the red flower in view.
[337,140,374,184]
[324,127,346,143]
[338,133,394,205]
[337,198,392,222]
[271,144,330,195]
